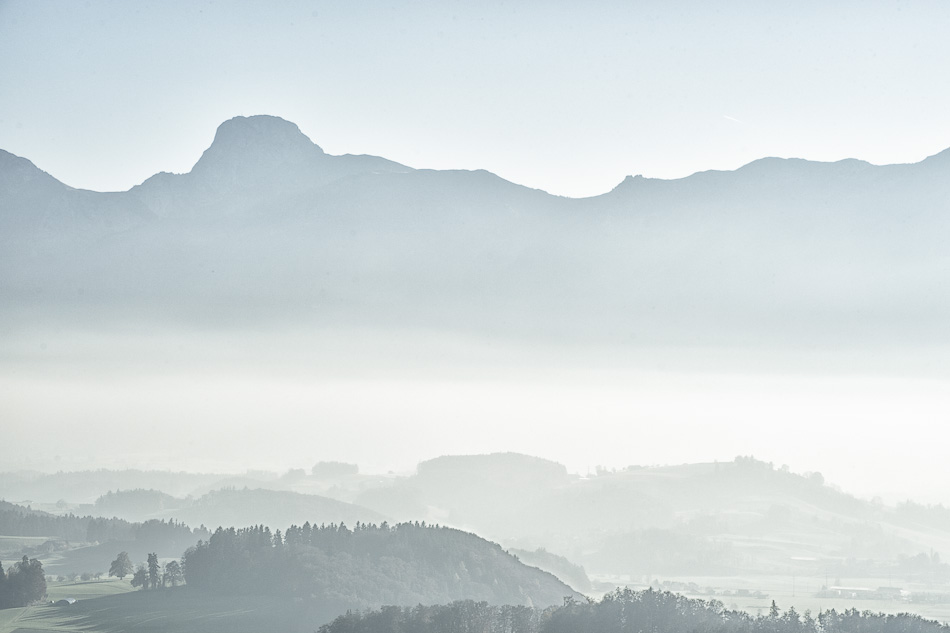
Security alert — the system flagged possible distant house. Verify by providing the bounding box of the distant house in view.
[828,586,875,599]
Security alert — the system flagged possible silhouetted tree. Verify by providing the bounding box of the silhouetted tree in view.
[163,560,183,587]
[147,553,160,589]
[0,556,46,607]
[109,551,134,579]
[130,565,147,590]
[0,561,7,609]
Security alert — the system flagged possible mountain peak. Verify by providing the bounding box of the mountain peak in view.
[211,115,323,153]
[189,115,324,179]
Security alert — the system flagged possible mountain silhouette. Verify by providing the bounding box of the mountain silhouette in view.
[2,115,949,350]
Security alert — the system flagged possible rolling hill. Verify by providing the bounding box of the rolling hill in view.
[351,454,950,580]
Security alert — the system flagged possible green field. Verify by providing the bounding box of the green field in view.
[45,578,133,602]
[0,607,28,633]
[0,588,346,633]
[6,577,950,633]
[0,580,132,633]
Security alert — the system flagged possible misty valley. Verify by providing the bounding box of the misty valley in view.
[3,110,950,633]
[5,0,950,629]
[4,456,950,632]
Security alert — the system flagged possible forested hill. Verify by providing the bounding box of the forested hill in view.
[181,522,581,610]
[0,499,138,543]
[0,500,208,576]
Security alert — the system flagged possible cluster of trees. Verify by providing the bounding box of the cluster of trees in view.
[132,519,209,546]
[0,557,46,609]
[320,589,950,633]
[895,551,950,582]
[180,521,573,608]
[110,551,183,589]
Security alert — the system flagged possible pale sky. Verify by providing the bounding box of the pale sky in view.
[3,1,950,504]
[1,0,949,197]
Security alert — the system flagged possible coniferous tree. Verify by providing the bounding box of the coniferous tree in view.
[147,553,160,589]
[0,560,7,609]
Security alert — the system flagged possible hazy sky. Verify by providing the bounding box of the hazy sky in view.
[2,0,949,197]
[3,1,950,505]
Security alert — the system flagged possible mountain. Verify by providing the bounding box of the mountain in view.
[129,115,411,220]
[2,115,949,351]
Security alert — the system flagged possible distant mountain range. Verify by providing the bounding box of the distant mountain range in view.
[3,114,949,349]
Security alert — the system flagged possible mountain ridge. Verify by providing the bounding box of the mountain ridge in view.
[3,114,950,350]
[4,115,947,200]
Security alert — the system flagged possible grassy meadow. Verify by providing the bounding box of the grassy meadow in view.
[1,583,345,633]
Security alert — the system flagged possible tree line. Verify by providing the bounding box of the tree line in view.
[0,501,132,542]
[319,588,950,633]
[0,557,46,609]
[0,500,208,547]
[109,551,183,590]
